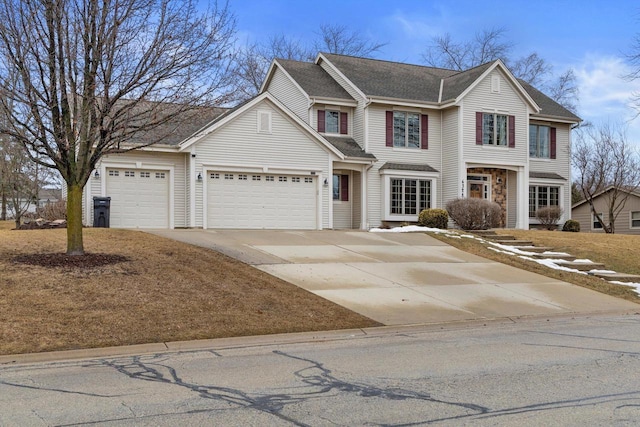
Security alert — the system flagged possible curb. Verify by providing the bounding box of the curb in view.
[1,310,637,367]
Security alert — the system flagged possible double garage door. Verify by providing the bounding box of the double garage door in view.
[207,171,317,229]
[105,168,169,228]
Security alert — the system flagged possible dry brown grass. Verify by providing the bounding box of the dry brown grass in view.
[430,229,640,303]
[0,222,379,355]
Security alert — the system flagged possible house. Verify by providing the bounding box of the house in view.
[82,53,580,230]
[572,187,640,234]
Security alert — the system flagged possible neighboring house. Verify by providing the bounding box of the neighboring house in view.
[572,187,640,235]
[82,53,580,230]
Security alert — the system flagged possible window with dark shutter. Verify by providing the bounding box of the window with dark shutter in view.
[341,175,349,201]
[317,110,325,133]
[386,111,393,147]
[421,114,429,149]
[340,112,348,135]
[550,127,557,159]
[476,112,483,145]
[508,115,515,148]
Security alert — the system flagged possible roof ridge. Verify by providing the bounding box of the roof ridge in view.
[320,52,458,74]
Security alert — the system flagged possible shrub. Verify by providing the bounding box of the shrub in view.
[37,200,67,221]
[418,208,449,229]
[446,198,502,230]
[562,219,581,232]
[535,206,563,230]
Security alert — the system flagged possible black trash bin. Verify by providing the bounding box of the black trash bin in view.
[93,196,111,228]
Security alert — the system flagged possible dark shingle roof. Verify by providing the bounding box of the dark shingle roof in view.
[323,136,376,159]
[379,162,439,173]
[129,105,226,146]
[318,53,579,122]
[529,171,566,180]
[519,80,580,121]
[321,53,453,103]
[276,59,354,100]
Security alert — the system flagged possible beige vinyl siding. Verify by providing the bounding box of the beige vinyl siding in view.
[85,177,101,226]
[529,122,571,178]
[91,151,187,227]
[185,155,191,227]
[462,69,528,166]
[193,99,332,228]
[572,193,640,235]
[441,107,460,206]
[353,171,362,228]
[333,201,352,229]
[365,105,442,227]
[266,67,309,122]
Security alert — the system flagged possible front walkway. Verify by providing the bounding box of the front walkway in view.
[147,229,639,325]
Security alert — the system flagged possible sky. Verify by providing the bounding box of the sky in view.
[229,0,640,143]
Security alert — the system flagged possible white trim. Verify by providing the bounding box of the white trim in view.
[260,59,310,99]
[630,211,640,229]
[189,149,196,228]
[380,171,439,222]
[256,109,272,134]
[310,97,358,107]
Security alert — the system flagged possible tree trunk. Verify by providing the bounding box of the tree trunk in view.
[66,184,84,255]
[1,189,6,220]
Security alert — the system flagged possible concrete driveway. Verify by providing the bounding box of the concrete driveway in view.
[147,229,639,325]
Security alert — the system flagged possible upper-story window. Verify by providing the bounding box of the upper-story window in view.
[483,113,507,145]
[385,111,428,149]
[529,124,557,159]
[476,112,514,148]
[317,109,347,134]
[393,112,420,148]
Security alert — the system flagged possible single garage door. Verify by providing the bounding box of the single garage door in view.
[207,171,317,229]
[106,168,170,228]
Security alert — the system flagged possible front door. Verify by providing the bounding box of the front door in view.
[467,175,490,200]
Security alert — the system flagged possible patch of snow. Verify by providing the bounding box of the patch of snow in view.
[518,256,587,274]
[487,241,539,256]
[572,259,594,264]
[488,247,516,255]
[460,234,476,239]
[587,269,617,274]
[370,225,452,234]
[541,251,571,256]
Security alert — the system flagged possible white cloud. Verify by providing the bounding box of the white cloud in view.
[572,54,640,142]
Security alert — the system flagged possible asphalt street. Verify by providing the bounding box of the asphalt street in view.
[1,314,640,426]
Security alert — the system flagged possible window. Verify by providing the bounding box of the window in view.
[304,177,313,183]
[210,173,219,179]
[224,174,233,180]
[530,125,550,158]
[390,179,431,215]
[125,171,135,177]
[238,174,247,180]
[318,110,347,134]
[265,176,274,182]
[279,176,287,182]
[593,212,604,229]
[155,172,166,179]
[529,185,559,217]
[631,211,640,228]
[292,177,300,183]
[252,175,261,181]
[483,113,507,146]
[140,172,150,178]
[393,111,420,148]
[325,111,340,133]
[333,174,349,201]
[108,170,119,177]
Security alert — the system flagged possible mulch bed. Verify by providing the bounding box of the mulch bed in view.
[13,253,130,268]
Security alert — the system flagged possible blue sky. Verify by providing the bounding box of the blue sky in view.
[230,0,640,143]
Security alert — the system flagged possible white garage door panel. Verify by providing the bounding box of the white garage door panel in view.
[106,169,169,228]
[207,172,317,229]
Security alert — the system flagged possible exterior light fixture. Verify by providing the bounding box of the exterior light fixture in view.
[197,172,202,182]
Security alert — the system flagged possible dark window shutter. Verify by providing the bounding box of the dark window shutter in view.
[475,112,483,145]
[341,175,349,201]
[386,111,393,147]
[317,110,325,133]
[421,114,428,149]
[508,115,515,148]
[550,127,557,159]
[340,112,348,135]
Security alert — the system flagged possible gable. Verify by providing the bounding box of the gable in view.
[191,98,339,166]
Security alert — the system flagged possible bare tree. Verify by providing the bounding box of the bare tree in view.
[313,24,386,57]
[423,27,578,113]
[0,0,237,255]
[0,136,38,228]
[572,123,640,233]
[232,24,385,100]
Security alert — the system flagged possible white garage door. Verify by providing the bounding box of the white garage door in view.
[106,168,170,228]
[207,172,317,229]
